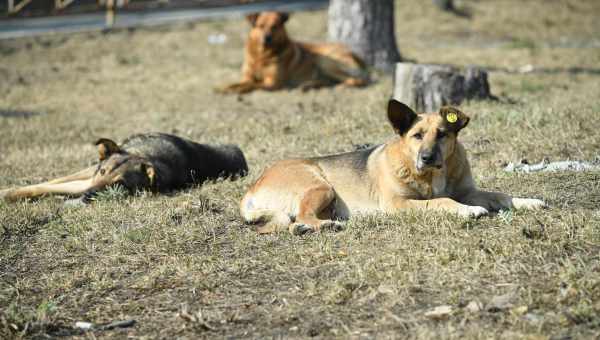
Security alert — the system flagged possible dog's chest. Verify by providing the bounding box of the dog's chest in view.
[250,45,311,84]
[408,171,447,199]
[249,57,276,78]
[431,173,447,197]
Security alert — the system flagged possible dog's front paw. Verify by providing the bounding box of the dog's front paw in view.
[512,198,547,210]
[289,223,315,235]
[319,220,345,232]
[214,84,240,94]
[214,85,234,94]
[459,205,489,218]
[215,82,255,94]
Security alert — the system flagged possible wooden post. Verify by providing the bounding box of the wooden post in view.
[106,0,114,27]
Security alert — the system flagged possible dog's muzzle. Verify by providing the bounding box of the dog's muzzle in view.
[416,150,442,171]
[262,34,273,46]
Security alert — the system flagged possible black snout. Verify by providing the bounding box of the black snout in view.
[420,150,436,165]
[263,34,273,45]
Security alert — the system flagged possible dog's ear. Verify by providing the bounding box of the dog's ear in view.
[246,13,259,26]
[278,12,289,24]
[387,99,418,135]
[141,162,156,187]
[95,138,121,161]
[439,106,470,133]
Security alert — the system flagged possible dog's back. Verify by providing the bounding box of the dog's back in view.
[122,133,248,191]
[310,145,383,217]
[299,42,368,85]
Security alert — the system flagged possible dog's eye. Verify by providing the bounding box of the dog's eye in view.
[437,131,446,139]
[413,132,423,140]
[99,169,106,175]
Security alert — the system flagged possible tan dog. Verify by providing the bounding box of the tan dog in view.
[217,11,368,94]
[240,100,546,234]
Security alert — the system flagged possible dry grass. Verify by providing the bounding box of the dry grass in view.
[1,0,600,338]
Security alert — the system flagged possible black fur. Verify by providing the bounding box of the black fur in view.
[312,144,379,176]
[119,133,248,192]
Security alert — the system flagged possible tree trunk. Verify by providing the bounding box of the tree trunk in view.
[328,0,401,72]
[393,63,493,112]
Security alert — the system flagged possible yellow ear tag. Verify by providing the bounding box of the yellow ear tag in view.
[446,112,458,123]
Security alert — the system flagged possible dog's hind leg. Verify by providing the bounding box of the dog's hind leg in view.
[240,194,292,234]
[251,210,293,234]
[240,160,343,235]
[291,185,343,235]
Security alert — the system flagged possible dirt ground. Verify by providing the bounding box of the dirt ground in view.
[1,0,599,338]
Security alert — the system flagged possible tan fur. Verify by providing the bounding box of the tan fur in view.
[0,152,148,203]
[240,100,546,234]
[216,12,368,94]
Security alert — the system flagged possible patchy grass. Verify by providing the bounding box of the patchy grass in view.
[1,0,600,338]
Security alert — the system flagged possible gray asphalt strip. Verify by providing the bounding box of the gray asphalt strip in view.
[0,0,327,39]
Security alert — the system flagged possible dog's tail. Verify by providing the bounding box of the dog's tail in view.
[349,52,367,71]
[345,60,370,82]
[242,208,292,234]
[348,53,370,84]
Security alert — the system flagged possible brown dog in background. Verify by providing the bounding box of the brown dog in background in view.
[216,11,368,94]
[240,100,546,234]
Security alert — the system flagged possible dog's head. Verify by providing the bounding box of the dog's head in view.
[246,11,290,49]
[92,138,156,193]
[387,99,470,174]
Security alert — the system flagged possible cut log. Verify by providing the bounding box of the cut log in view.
[392,63,493,112]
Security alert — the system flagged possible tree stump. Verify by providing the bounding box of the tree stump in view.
[328,0,401,72]
[392,63,493,112]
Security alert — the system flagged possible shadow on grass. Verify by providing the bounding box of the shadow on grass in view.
[0,109,45,118]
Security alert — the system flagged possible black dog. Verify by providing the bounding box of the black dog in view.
[1,133,248,201]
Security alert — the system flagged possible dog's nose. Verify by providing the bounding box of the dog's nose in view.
[420,151,435,164]
[263,34,273,45]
